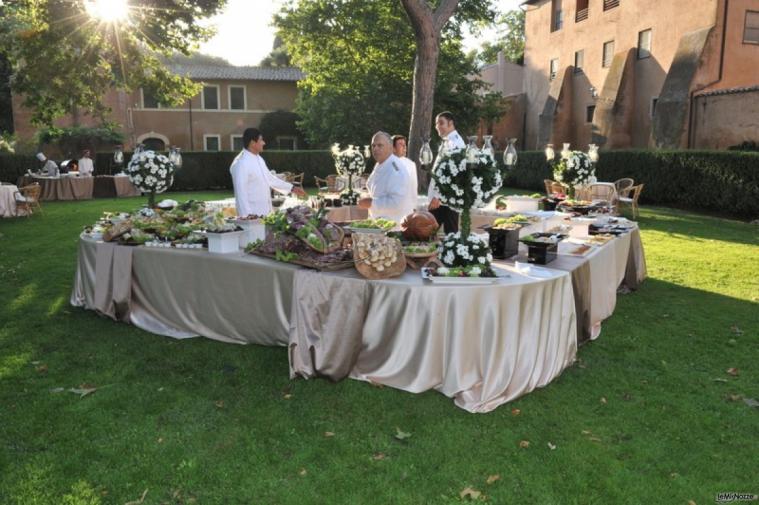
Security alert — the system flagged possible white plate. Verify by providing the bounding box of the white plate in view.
[421,267,501,285]
[348,227,388,234]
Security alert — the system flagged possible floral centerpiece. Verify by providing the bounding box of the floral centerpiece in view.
[331,143,366,205]
[552,151,596,198]
[431,147,503,276]
[126,149,175,207]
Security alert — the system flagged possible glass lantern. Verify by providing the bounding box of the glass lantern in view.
[113,145,124,166]
[169,146,183,168]
[466,136,479,163]
[545,144,555,162]
[419,139,433,166]
[363,145,371,159]
[587,144,599,163]
[503,138,518,168]
[561,142,571,160]
[482,135,495,158]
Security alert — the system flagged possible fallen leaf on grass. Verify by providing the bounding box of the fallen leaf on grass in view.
[50,387,65,393]
[324,431,335,438]
[600,397,607,404]
[687,500,697,505]
[726,368,739,376]
[299,468,307,476]
[283,394,292,400]
[726,394,742,402]
[368,380,384,389]
[744,398,759,408]
[588,437,602,443]
[459,487,482,500]
[519,440,530,448]
[214,400,225,409]
[68,387,97,398]
[394,428,412,441]
[581,430,592,435]
[511,408,521,416]
[35,364,48,374]
[547,442,557,450]
[372,452,386,461]
[730,325,743,335]
[124,489,148,505]
[157,438,164,444]
[486,474,500,484]
[712,378,728,383]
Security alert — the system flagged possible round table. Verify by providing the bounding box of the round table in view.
[0,184,21,217]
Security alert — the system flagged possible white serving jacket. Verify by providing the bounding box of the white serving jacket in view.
[399,156,418,200]
[366,154,414,224]
[427,129,466,200]
[230,149,292,217]
[78,157,94,176]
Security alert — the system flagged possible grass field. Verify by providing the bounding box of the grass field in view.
[0,191,757,504]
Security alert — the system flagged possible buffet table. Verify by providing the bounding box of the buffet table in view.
[70,213,646,413]
[17,175,94,201]
[92,175,141,198]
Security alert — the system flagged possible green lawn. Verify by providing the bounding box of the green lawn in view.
[0,191,757,504]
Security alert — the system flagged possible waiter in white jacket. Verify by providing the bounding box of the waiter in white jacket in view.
[428,111,465,233]
[358,131,413,225]
[230,127,305,217]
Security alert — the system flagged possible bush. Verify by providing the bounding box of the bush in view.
[500,149,759,219]
[0,153,38,183]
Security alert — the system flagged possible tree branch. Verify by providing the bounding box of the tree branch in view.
[432,0,461,32]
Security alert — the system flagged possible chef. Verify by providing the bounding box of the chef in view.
[230,127,305,217]
[391,134,419,204]
[36,152,59,177]
[428,111,465,233]
[358,131,413,225]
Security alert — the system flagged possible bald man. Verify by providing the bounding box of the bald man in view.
[359,131,413,226]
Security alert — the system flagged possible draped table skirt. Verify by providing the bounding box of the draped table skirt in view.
[70,218,646,413]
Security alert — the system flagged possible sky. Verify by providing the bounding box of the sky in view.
[199,0,523,67]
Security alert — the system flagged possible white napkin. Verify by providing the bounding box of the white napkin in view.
[514,261,557,279]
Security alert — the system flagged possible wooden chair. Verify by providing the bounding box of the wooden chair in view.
[550,181,568,195]
[614,178,635,198]
[618,184,644,219]
[314,174,342,194]
[543,179,555,196]
[289,172,304,187]
[15,183,42,216]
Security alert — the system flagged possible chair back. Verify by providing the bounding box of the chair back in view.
[550,181,568,195]
[326,174,341,192]
[614,178,634,196]
[543,179,554,196]
[291,172,304,185]
[21,183,41,202]
[589,183,616,202]
[631,184,644,203]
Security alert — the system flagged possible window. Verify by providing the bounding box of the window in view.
[550,58,559,80]
[603,0,619,11]
[204,134,220,151]
[551,0,563,31]
[602,40,615,68]
[650,97,659,118]
[229,86,246,110]
[744,11,759,44]
[231,134,244,151]
[586,105,596,123]
[275,136,298,150]
[576,0,589,22]
[142,89,160,109]
[638,29,652,59]
[574,50,585,73]
[202,85,219,110]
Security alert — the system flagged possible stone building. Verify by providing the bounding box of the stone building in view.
[521,0,759,150]
[12,64,303,152]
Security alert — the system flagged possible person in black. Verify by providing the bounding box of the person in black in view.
[427,111,465,234]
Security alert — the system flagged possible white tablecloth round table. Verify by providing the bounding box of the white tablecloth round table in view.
[0,184,21,217]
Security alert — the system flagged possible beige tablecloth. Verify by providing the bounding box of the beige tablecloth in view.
[0,185,20,217]
[326,205,368,222]
[18,175,94,201]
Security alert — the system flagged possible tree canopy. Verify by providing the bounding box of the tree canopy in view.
[274,0,498,148]
[0,0,226,127]
[475,9,525,66]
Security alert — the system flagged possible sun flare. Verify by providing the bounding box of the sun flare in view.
[84,0,130,23]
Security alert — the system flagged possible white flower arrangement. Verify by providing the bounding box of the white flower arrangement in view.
[431,148,503,211]
[331,143,366,176]
[437,232,493,269]
[126,149,175,195]
[553,151,596,188]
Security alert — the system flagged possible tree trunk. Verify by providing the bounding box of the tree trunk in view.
[400,0,460,191]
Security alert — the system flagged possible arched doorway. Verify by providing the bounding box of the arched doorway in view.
[136,131,170,152]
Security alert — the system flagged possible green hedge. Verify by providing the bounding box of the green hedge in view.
[4,149,757,218]
[499,150,759,219]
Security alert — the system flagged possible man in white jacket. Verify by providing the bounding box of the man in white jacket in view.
[230,128,305,217]
[392,134,418,203]
[358,131,413,225]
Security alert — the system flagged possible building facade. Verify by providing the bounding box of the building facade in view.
[12,64,303,152]
[475,52,527,150]
[522,0,759,150]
